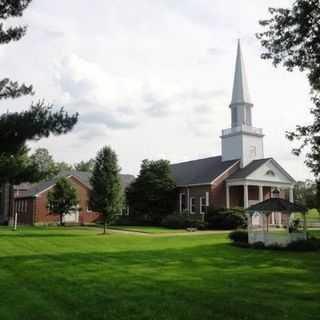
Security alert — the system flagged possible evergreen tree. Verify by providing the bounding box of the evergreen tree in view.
[126,159,176,224]
[47,177,79,226]
[257,0,320,205]
[0,1,78,176]
[90,146,123,234]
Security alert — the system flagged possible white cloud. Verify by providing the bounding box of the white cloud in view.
[0,0,311,180]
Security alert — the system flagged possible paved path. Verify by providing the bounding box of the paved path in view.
[108,228,229,237]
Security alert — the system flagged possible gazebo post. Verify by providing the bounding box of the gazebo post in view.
[303,212,307,239]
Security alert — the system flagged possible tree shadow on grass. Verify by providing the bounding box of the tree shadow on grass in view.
[0,243,319,320]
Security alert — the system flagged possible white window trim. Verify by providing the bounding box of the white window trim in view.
[200,197,206,214]
[190,197,195,214]
[179,193,185,213]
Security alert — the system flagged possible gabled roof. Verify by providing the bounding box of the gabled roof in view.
[228,158,272,180]
[247,197,307,213]
[16,171,135,198]
[170,156,239,186]
[231,40,252,105]
[227,158,295,182]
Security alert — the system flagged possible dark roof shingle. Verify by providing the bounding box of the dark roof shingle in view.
[17,171,135,198]
[170,156,239,186]
[227,158,272,180]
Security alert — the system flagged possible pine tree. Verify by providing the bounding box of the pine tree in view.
[0,1,78,223]
[0,1,78,166]
[90,146,123,234]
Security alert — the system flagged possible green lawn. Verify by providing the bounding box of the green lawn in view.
[110,225,186,234]
[0,227,319,320]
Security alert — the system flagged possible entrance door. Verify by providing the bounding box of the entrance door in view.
[63,208,79,224]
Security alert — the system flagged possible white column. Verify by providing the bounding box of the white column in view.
[226,184,230,209]
[289,186,294,203]
[244,184,249,209]
[259,185,263,202]
[187,188,190,212]
[179,193,182,213]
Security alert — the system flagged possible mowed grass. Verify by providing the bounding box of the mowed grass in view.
[110,225,186,234]
[0,227,319,320]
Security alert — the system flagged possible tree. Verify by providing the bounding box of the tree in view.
[90,146,123,234]
[0,1,78,177]
[74,159,95,172]
[257,0,320,205]
[47,177,79,226]
[126,159,176,224]
[294,180,318,209]
[30,148,59,180]
[55,161,73,173]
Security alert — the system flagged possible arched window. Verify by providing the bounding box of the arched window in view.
[266,170,275,177]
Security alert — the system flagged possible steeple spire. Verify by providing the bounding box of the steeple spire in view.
[231,40,252,105]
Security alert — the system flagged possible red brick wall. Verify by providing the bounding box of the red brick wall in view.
[34,176,102,225]
[212,162,240,208]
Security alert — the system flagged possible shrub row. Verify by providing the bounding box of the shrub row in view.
[229,230,320,252]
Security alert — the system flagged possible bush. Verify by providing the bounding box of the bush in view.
[229,230,248,244]
[251,241,265,249]
[161,211,206,229]
[206,207,247,230]
[287,238,320,251]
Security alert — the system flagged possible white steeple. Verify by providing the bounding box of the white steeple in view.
[221,41,264,168]
[231,40,252,105]
[229,40,254,128]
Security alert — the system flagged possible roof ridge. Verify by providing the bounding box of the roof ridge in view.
[170,155,222,166]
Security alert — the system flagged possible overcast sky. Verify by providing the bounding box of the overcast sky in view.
[1,0,314,180]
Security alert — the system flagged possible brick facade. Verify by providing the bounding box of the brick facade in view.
[14,176,102,225]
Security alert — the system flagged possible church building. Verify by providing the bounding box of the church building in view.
[170,41,295,222]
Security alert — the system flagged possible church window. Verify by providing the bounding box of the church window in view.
[266,170,275,176]
[200,197,206,214]
[232,108,237,126]
[245,106,252,125]
[190,198,196,214]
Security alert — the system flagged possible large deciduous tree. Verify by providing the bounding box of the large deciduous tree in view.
[257,0,320,205]
[126,159,176,225]
[90,146,123,234]
[47,177,79,226]
[30,148,59,180]
[74,159,95,172]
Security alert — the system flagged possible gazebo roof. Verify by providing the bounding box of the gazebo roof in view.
[247,198,307,214]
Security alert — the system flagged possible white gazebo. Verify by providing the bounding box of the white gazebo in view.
[246,190,308,247]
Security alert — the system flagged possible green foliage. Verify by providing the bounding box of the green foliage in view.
[126,159,176,224]
[0,146,41,185]
[74,159,95,172]
[0,227,319,319]
[294,180,318,208]
[90,146,123,233]
[54,161,73,173]
[47,177,79,226]
[0,1,78,187]
[229,230,248,244]
[206,207,247,230]
[30,148,59,180]
[161,211,207,230]
[257,1,320,202]
[287,238,320,252]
